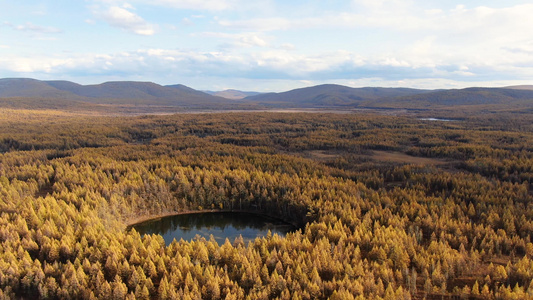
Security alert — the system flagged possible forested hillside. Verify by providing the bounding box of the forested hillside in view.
[0,109,532,299]
[3,78,533,114]
[0,79,240,111]
[243,84,431,107]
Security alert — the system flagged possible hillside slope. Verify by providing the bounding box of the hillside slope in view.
[244,84,432,107]
[0,78,80,99]
[0,78,238,110]
[364,87,533,109]
[244,84,533,111]
[2,78,533,113]
[504,85,533,90]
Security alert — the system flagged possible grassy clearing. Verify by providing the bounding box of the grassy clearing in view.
[371,150,447,165]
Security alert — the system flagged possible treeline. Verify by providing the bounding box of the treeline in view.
[0,110,533,299]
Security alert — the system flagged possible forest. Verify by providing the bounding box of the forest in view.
[0,108,533,299]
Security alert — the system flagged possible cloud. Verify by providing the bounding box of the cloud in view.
[240,35,268,47]
[181,18,194,26]
[98,5,156,35]
[218,17,293,31]
[217,13,428,32]
[0,55,73,73]
[351,0,413,12]
[1,46,532,91]
[3,21,62,34]
[214,3,533,83]
[92,0,238,11]
[217,3,533,35]
[279,43,295,51]
[503,43,533,55]
[99,49,521,80]
[147,0,236,10]
[197,32,269,48]
[0,48,513,80]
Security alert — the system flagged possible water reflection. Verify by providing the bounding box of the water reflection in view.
[131,212,296,245]
[419,118,453,121]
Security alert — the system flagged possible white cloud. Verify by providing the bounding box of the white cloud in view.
[92,0,238,11]
[240,35,268,47]
[351,0,413,11]
[424,9,443,16]
[279,43,295,51]
[217,3,533,36]
[0,56,71,73]
[503,42,533,55]
[196,32,269,48]
[121,2,135,9]
[218,17,293,31]
[214,2,533,83]
[98,5,156,35]
[181,18,194,26]
[0,47,522,81]
[147,0,236,10]
[4,21,62,34]
[2,46,532,91]
[378,57,410,67]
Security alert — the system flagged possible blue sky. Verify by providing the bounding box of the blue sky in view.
[1,0,532,91]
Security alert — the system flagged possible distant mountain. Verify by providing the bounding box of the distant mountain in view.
[46,80,180,99]
[44,80,86,95]
[166,84,216,98]
[204,89,262,100]
[244,84,432,107]
[365,87,533,109]
[2,78,533,113]
[504,85,533,90]
[0,78,79,99]
[0,78,238,110]
[243,84,533,110]
[45,81,222,105]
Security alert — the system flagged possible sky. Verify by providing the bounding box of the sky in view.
[1,0,533,92]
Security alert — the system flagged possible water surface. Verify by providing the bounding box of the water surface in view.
[131,212,296,245]
[419,118,454,122]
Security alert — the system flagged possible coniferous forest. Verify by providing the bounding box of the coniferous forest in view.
[1,109,533,299]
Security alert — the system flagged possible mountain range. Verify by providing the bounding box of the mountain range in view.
[1,78,532,113]
[0,78,241,110]
[244,84,433,107]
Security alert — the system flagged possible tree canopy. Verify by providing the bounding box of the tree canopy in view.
[0,109,532,299]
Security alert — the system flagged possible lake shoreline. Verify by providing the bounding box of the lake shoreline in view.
[125,209,302,229]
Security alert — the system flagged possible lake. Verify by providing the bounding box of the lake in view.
[130,212,297,245]
[419,118,454,121]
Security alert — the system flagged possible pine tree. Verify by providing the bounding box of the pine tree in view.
[471,280,480,296]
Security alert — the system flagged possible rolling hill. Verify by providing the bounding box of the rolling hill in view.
[1,78,533,113]
[0,78,79,99]
[363,87,533,110]
[244,84,533,111]
[243,84,433,107]
[504,85,533,90]
[0,78,241,111]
